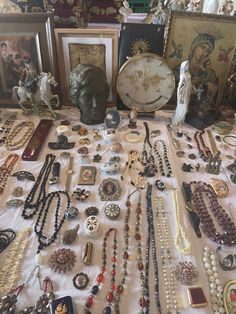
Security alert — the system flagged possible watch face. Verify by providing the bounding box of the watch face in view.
[117,53,175,112]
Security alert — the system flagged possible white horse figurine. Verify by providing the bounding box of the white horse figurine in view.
[12,72,60,118]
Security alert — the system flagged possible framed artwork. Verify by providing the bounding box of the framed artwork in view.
[164,11,236,110]
[0,13,57,107]
[223,280,236,314]
[88,0,122,23]
[54,28,119,105]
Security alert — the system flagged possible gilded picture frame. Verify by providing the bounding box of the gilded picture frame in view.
[164,11,236,110]
[54,28,119,106]
[223,279,236,314]
[0,13,57,108]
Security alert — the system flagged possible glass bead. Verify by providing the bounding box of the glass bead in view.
[96,273,104,283]
[106,292,114,303]
[103,306,112,314]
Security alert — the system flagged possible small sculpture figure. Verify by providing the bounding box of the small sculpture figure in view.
[69,64,109,125]
[206,151,222,175]
[119,0,132,22]
[182,163,193,172]
[172,60,192,127]
[12,69,59,119]
[128,107,138,129]
[187,0,202,12]
[218,0,234,15]
[151,3,169,25]
[48,135,75,150]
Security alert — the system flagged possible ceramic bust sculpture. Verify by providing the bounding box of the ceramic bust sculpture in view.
[172,60,192,126]
[69,64,109,125]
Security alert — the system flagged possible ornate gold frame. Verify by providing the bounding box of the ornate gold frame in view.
[223,279,236,314]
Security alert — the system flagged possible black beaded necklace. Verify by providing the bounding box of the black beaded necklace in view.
[145,183,162,314]
[22,154,71,252]
[153,140,172,177]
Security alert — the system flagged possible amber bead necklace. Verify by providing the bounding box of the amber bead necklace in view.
[83,228,117,314]
[190,181,236,246]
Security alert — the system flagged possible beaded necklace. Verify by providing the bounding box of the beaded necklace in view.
[141,122,157,177]
[0,153,19,194]
[22,154,71,252]
[83,228,117,314]
[154,196,179,313]
[5,121,34,151]
[153,140,173,177]
[202,246,225,313]
[190,181,236,246]
[145,183,162,313]
[194,130,212,161]
[134,193,148,314]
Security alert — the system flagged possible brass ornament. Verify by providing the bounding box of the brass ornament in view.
[210,178,229,198]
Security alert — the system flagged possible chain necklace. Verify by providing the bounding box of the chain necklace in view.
[83,228,117,314]
[0,153,19,194]
[22,154,71,252]
[155,196,180,314]
[141,122,157,177]
[190,181,236,246]
[153,140,173,177]
[145,183,162,314]
[5,121,34,151]
[0,114,16,146]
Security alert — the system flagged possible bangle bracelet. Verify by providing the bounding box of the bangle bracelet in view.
[223,135,236,147]
[123,130,142,143]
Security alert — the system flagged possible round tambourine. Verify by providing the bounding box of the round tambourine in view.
[117,53,175,112]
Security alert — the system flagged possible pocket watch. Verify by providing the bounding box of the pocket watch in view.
[117,53,175,112]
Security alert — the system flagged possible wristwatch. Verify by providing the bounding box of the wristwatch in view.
[117,53,175,112]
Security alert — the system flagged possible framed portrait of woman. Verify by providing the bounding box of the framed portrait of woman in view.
[164,11,236,111]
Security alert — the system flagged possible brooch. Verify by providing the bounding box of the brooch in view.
[79,138,90,145]
[104,204,120,220]
[85,206,99,217]
[85,216,99,237]
[72,188,90,201]
[210,178,229,198]
[49,248,76,274]
[12,171,35,181]
[73,272,89,290]
[6,199,24,208]
[65,206,79,219]
[99,178,122,201]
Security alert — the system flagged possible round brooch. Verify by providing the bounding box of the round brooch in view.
[85,206,99,217]
[99,178,122,201]
[174,261,199,286]
[49,248,76,274]
[85,216,99,237]
[210,178,229,198]
[73,272,89,290]
[72,188,90,201]
[104,204,120,220]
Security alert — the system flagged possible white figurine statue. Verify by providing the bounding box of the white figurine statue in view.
[203,0,219,14]
[171,60,192,127]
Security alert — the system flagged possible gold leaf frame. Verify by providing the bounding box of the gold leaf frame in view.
[164,10,236,110]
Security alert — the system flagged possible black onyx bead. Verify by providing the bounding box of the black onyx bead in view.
[91,285,99,295]
[103,306,112,314]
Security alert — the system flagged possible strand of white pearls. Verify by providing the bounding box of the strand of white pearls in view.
[202,246,225,314]
[155,196,179,313]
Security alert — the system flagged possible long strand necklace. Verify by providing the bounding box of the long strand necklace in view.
[155,196,180,314]
[141,122,157,177]
[194,131,211,161]
[5,121,34,151]
[145,183,162,314]
[83,228,117,314]
[134,192,148,314]
[22,154,71,252]
[120,151,144,188]
[190,181,236,246]
[172,189,191,255]
[153,140,173,177]
[0,153,19,194]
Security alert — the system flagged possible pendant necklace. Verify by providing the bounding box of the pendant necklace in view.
[145,183,162,313]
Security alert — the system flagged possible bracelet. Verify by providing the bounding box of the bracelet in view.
[123,130,142,143]
[223,134,236,147]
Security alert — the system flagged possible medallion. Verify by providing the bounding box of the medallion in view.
[99,178,122,201]
[211,178,229,198]
[78,166,97,185]
[73,273,89,290]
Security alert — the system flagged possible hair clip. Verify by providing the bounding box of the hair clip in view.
[216,246,236,271]
[12,171,35,181]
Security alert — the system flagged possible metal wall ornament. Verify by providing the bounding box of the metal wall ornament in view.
[98,178,122,201]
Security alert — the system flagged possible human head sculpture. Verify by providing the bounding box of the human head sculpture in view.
[69,64,109,125]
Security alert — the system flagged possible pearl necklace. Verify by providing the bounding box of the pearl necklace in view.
[155,196,179,313]
[172,189,191,255]
[202,246,225,314]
